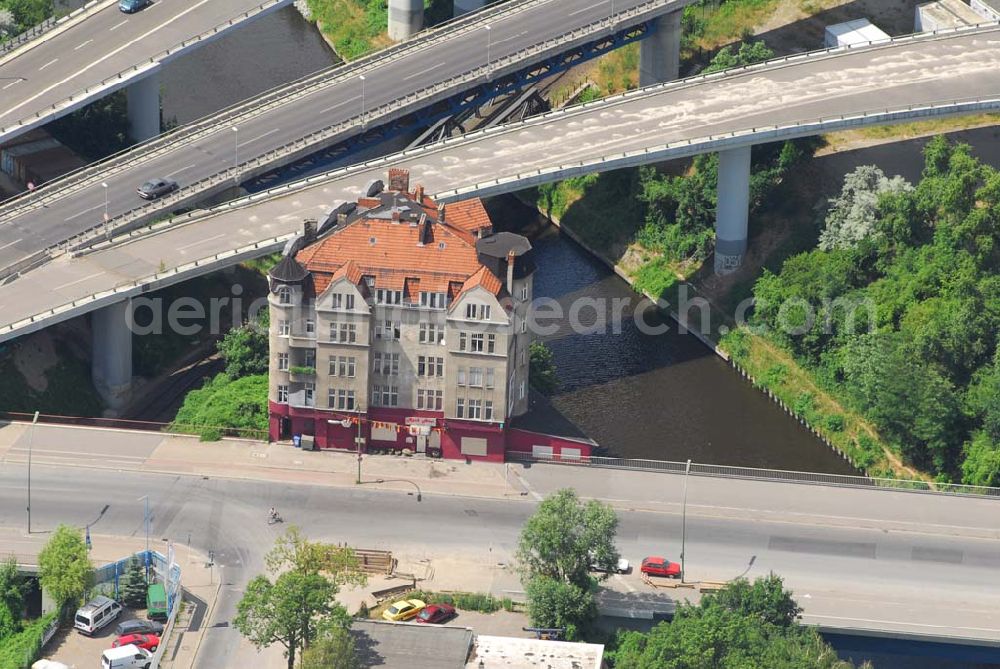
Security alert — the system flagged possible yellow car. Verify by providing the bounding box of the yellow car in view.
[381,599,426,622]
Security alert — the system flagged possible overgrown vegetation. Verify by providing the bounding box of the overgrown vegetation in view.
[405,590,513,614]
[170,373,268,441]
[0,0,52,38]
[608,574,859,668]
[528,341,559,396]
[741,137,1000,485]
[48,91,132,162]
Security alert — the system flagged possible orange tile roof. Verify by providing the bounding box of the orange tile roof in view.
[458,265,503,298]
[297,193,502,297]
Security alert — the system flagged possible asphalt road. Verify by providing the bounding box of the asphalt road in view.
[1,464,998,668]
[0,0,688,272]
[0,0,288,139]
[3,25,1000,342]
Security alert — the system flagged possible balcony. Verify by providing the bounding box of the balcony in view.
[288,333,317,348]
[289,366,316,382]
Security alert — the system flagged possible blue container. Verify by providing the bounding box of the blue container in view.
[292,434,302,448]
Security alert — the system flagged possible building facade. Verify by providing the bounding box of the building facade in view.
[267,169,537,461]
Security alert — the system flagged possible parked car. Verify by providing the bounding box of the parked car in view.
[640,556,681,578]
[136,178,179,200]
[118,0,151,13]
[590,556,631,574]
[75,596,122,635]
[381,599,426,622]
[415,603,456,624]
[112,633,160,652]
[32,661,71,669]
[101,645,152,669]
[116,619,164,637]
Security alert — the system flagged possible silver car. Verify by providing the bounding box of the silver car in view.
[137,178,179,200]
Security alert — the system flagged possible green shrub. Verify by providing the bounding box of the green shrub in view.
[792,392,815,420]
[824,414,846,433]
[0,612,58,669]
[408,591,511,614]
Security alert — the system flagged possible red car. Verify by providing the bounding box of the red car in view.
[112,633,160,652]
[641,556,681,578]
[415,603,456,624]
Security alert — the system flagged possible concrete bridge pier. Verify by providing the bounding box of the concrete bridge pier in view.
[389,0,424,41]
[454,0,487,15]
[92,299,133,412]
[639,10,682,86]
[126,71,161,142]
[714,145,751,275]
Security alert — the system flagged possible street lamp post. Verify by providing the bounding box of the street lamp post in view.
[680,458,691,583]
[369,478,422,502]
[101,182,109,239]
[138,496,150,578]
[485,25,492,79]
[26,411,39,534]
[359,75,366,125]
[231,126,239,184]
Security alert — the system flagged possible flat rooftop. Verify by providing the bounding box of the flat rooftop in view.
[918,0,984,25]
[467,635,605,669]
[352,620,473,669]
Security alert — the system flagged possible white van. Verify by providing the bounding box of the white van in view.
[101,645,152,669]
[73,595,121,635]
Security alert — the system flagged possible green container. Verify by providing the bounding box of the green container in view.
[147,583,168,621]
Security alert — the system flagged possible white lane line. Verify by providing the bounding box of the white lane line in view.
[165,163,197,178]
[404,61,444,81]
[177,233,225,251]
[1,80,22,90]
[63,202,104,222]
[53,271,103,291]
[492,30,529,46]
[8,446,147,460]
[1,0,214,123]
[240,127,281,146]
[38,58,58,71]
[109,19,128,31]
[320,98,357,114]
[0,238,22,252]
[568,1,602,16]
[74,39,94,51]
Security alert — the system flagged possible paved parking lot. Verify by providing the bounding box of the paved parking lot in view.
[43,607,155,668]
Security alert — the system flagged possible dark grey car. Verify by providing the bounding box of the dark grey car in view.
[115,619,165,636]
[137,178,179,200]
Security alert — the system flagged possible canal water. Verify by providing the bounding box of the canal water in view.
[485,195,856,473]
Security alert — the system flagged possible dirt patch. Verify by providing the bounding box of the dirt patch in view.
[12,331,60,393]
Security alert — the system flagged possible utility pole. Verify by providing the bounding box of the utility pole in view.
[359,75,366,125]
[138,496,150,579]
[101,182,110,240]
[485,25,492,79]
[680,459,691,583]
[356,416,363,484]
[231,126,239,184]
[26,411,38,534]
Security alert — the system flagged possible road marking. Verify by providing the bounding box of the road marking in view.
[177,233,225,251]
[165,163,197,178]
[1,79,23,90]
[38,58,58,71]
[241,127,281,146]
[492,30,529,46]
[0,0,215,123]
[109,19,128,31]
[0,238,22,252]
[404,62,444,81]
[53,271,103,291]
[63,202,104,222]
[320,98,357,114]
[74,39,94,51]
[568,1,602,16]
[8,446,147,461]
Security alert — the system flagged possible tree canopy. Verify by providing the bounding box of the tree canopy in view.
[37,525,93,612]
[609,575,855,669]
[750,137,1000,482]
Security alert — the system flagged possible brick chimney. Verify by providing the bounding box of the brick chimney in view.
[414,184,425,202]
[388,168,410,193]
[303,218,317,242]
[391,210,401,223]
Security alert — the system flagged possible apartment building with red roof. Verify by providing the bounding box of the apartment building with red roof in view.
[266,169,583,462]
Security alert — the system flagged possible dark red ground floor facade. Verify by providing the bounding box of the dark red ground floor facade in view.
[268,402,593,462]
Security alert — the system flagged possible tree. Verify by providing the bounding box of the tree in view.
[528,342,559,396]
[609,576,856,669]
[703,39,775,74]
[218,320,270,380]
[524,576,596,640]
[234,528,364,669]
[818,165,913,251]
[264,526,367,590]
[0,556,27,625]
[235,571,347,669]
[119,557,148,609]
[300,626,361,669]
[37,525,93,613]
[961,432,1000,487]
[516,489,619,590]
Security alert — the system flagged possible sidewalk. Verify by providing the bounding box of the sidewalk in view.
[3,528,217,669]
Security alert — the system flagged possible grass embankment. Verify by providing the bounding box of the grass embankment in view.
[305,0,471,60]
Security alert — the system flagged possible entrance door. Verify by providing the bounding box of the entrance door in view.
[280,418,292,439]
[416,435,427,454]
